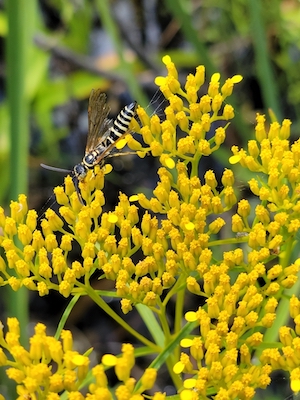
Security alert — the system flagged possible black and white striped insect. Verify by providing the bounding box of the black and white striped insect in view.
[73,89,137,180]
[41,89,137,201]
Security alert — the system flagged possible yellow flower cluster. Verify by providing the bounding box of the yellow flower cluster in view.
[0,167,106,298]
[128,55,240,175]
[0,55,300,399]
[101,344,161,399]
[0,318,88,399]
[0,318,163,400]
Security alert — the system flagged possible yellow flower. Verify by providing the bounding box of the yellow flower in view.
[2,55,300,399]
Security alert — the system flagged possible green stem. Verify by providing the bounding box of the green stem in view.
[165,354,183,390]
[83,283,159,350]
[4,1,36,396]
[162,273,187,307]
[190,153,199,178]
[157,302,172,340]
[6,0,35,338]
[260,236,297,349]
[94,0,148,106]
[174,284,186,360]
[6,0,31,199]
[248,0,281,119]
[55,295,81,340]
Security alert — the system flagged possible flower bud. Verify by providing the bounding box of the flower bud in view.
[150,114,162,136]
[4,217,17,236]
[195,65,205,88]
[17,224,32,246]
[54,186,69,206]
[141,368,157,390]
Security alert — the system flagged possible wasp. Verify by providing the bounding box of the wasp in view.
[41,89,137,202]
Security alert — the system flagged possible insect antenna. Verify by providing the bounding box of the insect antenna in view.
[40,163,72,174]
[38,163,73,221]
[41,163,86,205]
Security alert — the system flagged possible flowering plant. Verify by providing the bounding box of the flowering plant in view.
[0,55,300,400]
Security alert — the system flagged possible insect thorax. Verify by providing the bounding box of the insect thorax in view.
[83,148,105,168]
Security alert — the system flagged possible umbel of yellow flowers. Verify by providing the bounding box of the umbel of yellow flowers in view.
[0,55,300,399]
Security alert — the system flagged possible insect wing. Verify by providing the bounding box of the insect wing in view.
[85,89,111,154]
[94,133,126,161]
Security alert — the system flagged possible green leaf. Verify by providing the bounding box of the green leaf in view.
[136,304,165,347]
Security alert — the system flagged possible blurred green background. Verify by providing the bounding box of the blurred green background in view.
[1,0,300,398]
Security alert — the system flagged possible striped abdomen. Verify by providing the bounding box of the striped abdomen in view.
[74,101,137,180]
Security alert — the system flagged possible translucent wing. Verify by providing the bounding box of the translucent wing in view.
[85,89,111,154]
